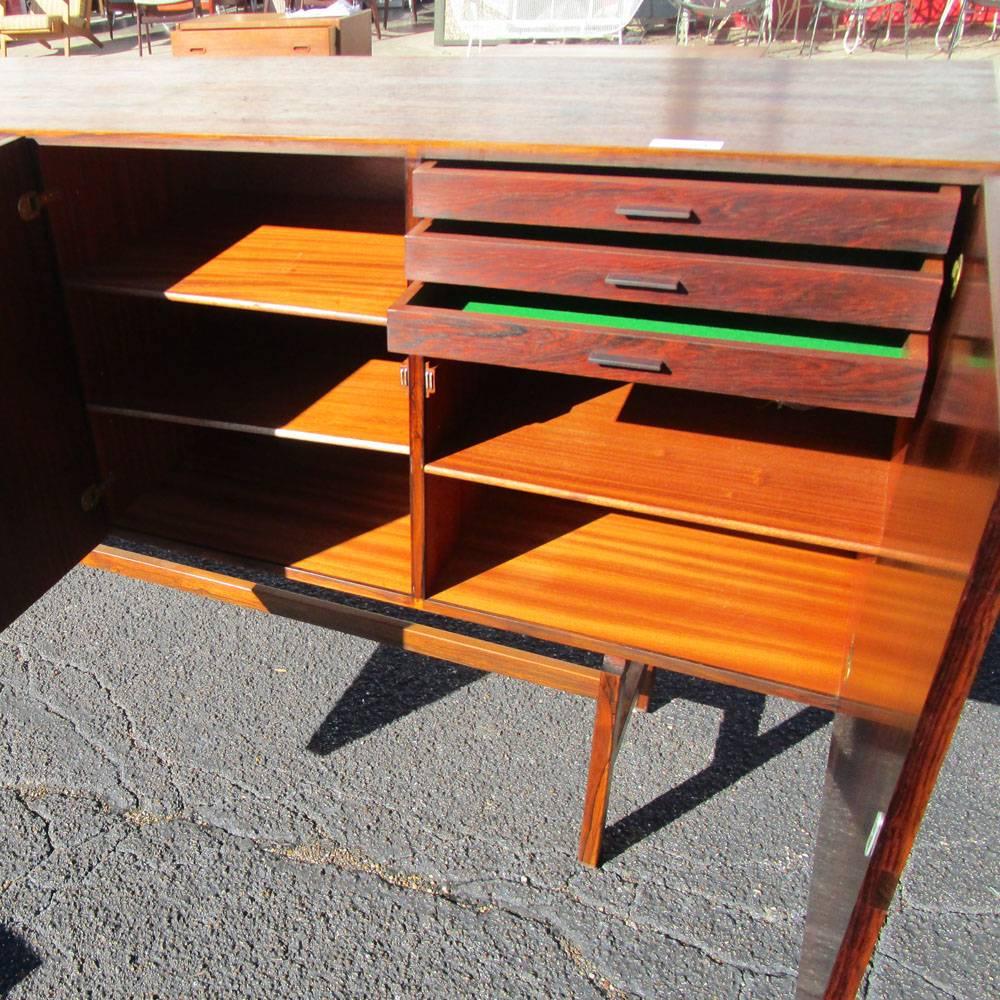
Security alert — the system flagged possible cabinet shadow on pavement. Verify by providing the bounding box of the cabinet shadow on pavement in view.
[0,925,41,998]
[306,644,483,756]
[601,672,834,865]
[969,626,1000,706]
[304,642,838,863]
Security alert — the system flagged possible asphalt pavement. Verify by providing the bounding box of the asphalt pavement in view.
[1,560,997,998]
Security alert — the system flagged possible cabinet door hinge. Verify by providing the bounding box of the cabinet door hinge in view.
[950,254,963,299]
[17,189,60,222]
[399,363,436,396]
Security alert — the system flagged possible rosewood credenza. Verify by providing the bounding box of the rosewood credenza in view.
[1,57,998,998]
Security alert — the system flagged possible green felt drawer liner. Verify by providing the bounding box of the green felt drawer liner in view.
[462,301,907,359]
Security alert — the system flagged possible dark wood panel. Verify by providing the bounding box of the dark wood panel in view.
[388,286,927,417]
[71,297,409,452]
[406,228,943,332]
[0,138,105,629]
[412,164,961,254]
[95,418,413,596]
[797,182,1000,998]
[37,144,188,278]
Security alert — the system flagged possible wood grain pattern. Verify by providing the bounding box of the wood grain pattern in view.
[578,656,648,867]
[173,20,339,57]
[84,545,602,700]
[412,164,962,254]
[171,12,372,57]
[0,138,106,629]
[406,228,943,332]
[427,486,858,697]
[71,222,406,324]
[425,377,896,554]
[104,427,413,595]
[36,145,189,278]
[822,501,1000,1000]
[3,61,999,184]
[88,349,408,452]
[796,181,1000,999]
[388,286,927,418]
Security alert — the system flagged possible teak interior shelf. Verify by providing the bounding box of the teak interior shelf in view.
[2,58,998,1000]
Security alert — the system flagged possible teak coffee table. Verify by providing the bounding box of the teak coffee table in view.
[0,57,998,999]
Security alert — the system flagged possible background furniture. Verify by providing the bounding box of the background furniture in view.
[172,10,372,54]
[803,0,909,54]
[449,0,643,46]
[0,0,102,54]
[0,57,997,999]
[674,0,773,43]
[135,0,201,53]
[937,0,1000,53]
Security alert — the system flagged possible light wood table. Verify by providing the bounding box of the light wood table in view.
[171,11,372,56]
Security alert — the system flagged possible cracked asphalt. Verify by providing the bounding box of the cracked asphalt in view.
[1,565,997,999]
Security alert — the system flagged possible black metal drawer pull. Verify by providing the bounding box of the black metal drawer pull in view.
[588,351,669,374]
[605,274,682,293]
[615,205,694,222]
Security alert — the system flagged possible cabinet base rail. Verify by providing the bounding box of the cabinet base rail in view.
[84,543,655,866]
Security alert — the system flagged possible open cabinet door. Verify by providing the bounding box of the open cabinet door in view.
[0,137,106,630]
[796,182,1000,998]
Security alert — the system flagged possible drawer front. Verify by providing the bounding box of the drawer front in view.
[388,286,927,417]
[412,163,961,254]
[406,229,944,332]
[171,24,335,57]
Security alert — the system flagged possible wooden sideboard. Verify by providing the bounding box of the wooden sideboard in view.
[1,58,998,999]
[171,12,374,58]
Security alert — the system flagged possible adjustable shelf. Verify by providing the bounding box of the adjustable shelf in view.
[424,485,859,698]
[67,200,406,325]
[97,420,412,597]
[426,371,897,555]
[79,302,409,453]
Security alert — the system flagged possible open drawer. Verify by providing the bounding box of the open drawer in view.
[387,283,929,416]
[406,220,945,331]
[411,162,962,254]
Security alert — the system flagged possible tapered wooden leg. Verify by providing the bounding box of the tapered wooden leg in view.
[578,656,648,867]
[635,663,656,713]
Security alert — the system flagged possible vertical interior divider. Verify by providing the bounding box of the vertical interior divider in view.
[410,357,486,600]
[408,353,428,599]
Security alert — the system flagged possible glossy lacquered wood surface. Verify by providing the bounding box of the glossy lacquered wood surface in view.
[427,488,857,696]
[70,222,406,324]
[84,545,602,699]
[797,183,1000,999]
[0,138,106,629]
[406,228,944,332]
[107,430,413,595]
[81,312,409,453]
[426,378,896,554]
[388,285,927,418]
[2,60,998,181]
[412,164,962,254]
[88,355,407,452]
